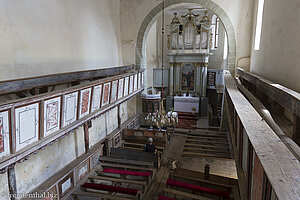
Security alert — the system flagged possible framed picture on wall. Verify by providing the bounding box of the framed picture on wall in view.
[181,63,195,92]
[0,110,10,157]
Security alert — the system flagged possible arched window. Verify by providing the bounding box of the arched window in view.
[211,15,220,49]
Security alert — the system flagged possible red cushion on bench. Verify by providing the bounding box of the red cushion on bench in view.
[82,182,138,196]
[102,168,151,177]
[158,195,176,200]
[166,178,230,198]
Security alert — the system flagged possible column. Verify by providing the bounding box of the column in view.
[202,62,208,97]
[174,63,181,95]
[195,63,202,97]
[169,63,174,96]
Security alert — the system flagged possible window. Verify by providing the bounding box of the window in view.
[211,15,220,49]
[254,0,265,50]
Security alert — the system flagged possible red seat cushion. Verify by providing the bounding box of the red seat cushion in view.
[82,182,138,196]
[102,168,151,177]
[166,178,230,198]
[158,195,176,200]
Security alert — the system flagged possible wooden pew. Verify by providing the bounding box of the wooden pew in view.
[99,156,154,169]
[110,148,159,168]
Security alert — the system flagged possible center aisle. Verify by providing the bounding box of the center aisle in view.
[142,133,187,200]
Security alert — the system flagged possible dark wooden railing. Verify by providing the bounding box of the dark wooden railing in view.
[224,71,300,200]
[237,67,300,145]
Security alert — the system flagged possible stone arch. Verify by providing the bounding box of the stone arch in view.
[135,0,236,89]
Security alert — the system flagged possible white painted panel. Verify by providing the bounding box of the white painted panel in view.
[61,178,71,194]
[15,103,39,151]
[129,75,134,94]
[110,80,118,103]
[44,97,61,137]
[91,84,102,112]
[134,74,138,91]
[79,88,92,119]
[118,78,124,99]
[0,111,10,157]
[63,92,78,127]
[138,72,141,89]
[124,77,129,96]
[142,72,144,86]
[102,82,111,107]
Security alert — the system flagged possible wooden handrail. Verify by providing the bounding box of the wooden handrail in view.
[224,70,300,200]
[237,67,300,117]
[0,65,136,95]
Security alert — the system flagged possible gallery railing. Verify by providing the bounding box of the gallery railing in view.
[224,71,300,200]
[0,67,144,173]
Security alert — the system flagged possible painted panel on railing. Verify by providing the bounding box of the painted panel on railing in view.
[75,160,90,184]
[138,72,141,89]
[110,80,118,103]
[142,72,144,87]
[79,88,92,119]
[44,97,61,137]
[15,103,39,151]
[91,84,102,113]
[118,78,124,99]
[58,172,74,197]
[63,92,78,127]
[0,111,10,157]
[124,77,129,96]
[129,75,134,94]
[102,82,111,107]
[44,185,58,200]
[251,153,264,200]
[134,74,138,91]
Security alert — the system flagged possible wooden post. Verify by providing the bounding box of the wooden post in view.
[8,167,17,200]
[293,115,300,146]
[204,164,210,180]
[117,105,121,129]
[84,122,89,153]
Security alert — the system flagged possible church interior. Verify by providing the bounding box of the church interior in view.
[0,0,299,199]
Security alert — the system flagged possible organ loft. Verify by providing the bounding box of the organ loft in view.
[0,1,299,200]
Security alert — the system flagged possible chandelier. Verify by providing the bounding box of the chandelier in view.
[144,0,178,130]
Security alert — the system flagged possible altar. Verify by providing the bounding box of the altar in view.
[174,96,199,113]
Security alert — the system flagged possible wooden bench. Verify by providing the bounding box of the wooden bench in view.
[99,156,154,168]
[72,190,137,200]
[81,182,141,199]
[166,178,230,198]
[99,162,154,172]
[88,175,147,192]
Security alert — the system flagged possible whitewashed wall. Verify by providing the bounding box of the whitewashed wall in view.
[120,0,254,69]
[0,0,123,81]
[250,0,300,93]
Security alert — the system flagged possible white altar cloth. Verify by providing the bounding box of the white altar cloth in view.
[174,96,199,113]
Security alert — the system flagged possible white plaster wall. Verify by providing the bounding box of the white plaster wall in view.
[0,173,9,200]
[146,21,157,88]
[0,0,123,81]
[15,131,77,194]
[250,0,300,93]
[120,0,254,68]
[89,115,107,148]
[106,107,119,134]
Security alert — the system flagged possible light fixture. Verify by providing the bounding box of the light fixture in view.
[145,0,178,129]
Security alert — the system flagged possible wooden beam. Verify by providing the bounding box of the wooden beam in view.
[84,122,89,153]
[8,167,17,200]
[0,65,135,95]
[293,115,300,146]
